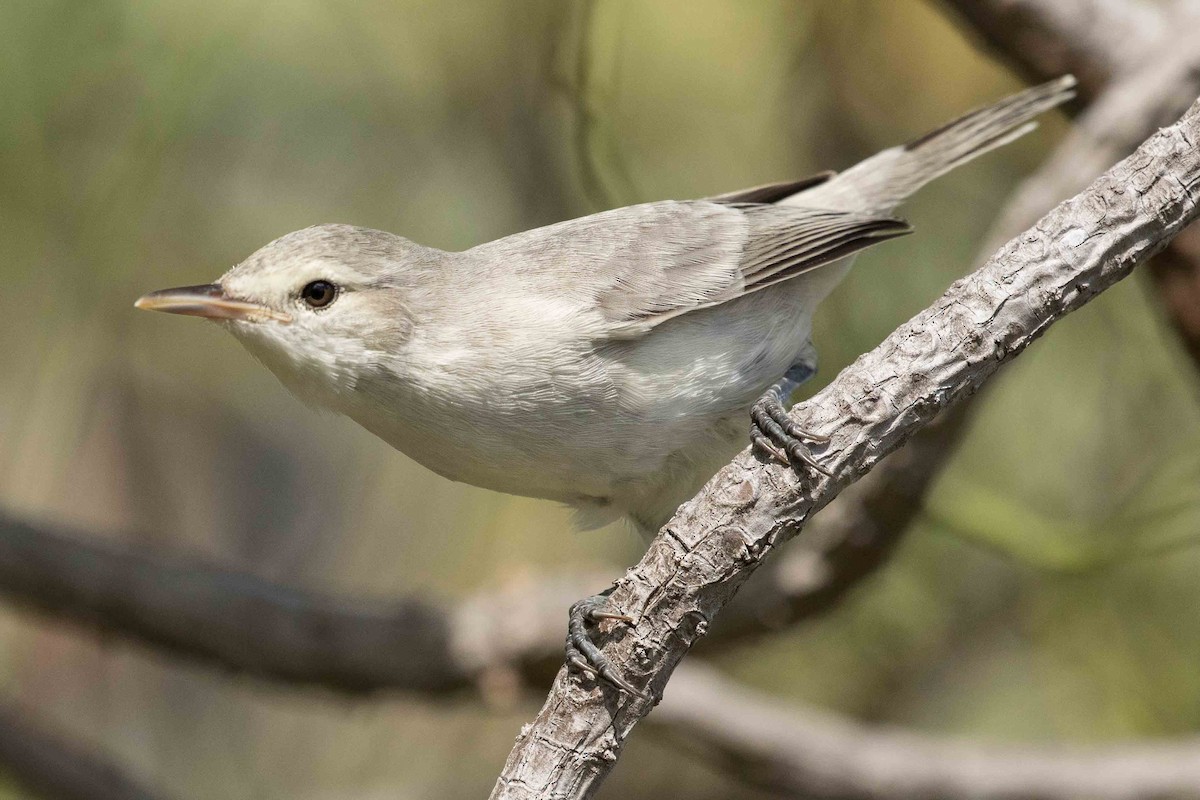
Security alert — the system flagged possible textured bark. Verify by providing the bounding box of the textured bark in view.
[490,96,1200,800]
[940,0,1200,379]
[709,404,969,644]
[720,0,1200,650]
[987,38,1200,254]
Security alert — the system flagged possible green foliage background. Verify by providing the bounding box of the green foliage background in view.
[1,1,1198,798]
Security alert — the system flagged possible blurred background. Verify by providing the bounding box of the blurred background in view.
[2,0,1199,798]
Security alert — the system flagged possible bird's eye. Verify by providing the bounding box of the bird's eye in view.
[300,280,337,309]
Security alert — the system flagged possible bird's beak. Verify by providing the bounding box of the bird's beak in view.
[134,284,291,323]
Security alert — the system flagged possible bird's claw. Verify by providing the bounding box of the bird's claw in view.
[750,391,832,476]
[565,592,643,697]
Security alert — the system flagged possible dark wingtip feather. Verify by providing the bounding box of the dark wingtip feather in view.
[710,172,837,205]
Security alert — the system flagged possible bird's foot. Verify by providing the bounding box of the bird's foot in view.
[750,388,831,476]
[565,590,642,697]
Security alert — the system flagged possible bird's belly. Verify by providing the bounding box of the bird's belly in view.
[342,370,760,519]
[340,380,649,506]
[343,283,819,525]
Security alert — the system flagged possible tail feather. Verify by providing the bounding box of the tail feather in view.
[791,75,1076,214]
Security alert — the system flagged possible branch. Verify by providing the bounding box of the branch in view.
[10,512,1200,800]
[0,500,949,697]
[694,35,1200,788]
[0,513,472,693]
[940,0,1200,376]
[0,703,167,800]
[987,39,1200,252]
[490,95,1200,799]
[938,0,1168,100]
[653,663,1200,800]
[723,0,1200,647]
[1,432,990,699]
[718,1,1200,644]
[709,404,969,643]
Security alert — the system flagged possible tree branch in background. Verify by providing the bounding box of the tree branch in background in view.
[0,514,470,694]
[941,0,1200,372]
[7,502,1200,800]
[0,703,167,800]
[653,664,1200,800]
[490,95,1200,799]
[986,36,1200,252]
[0,503,967,696]
[0,409,990,703]
[939,0,1167,101]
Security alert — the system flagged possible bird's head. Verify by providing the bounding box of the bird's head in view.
[136,224,434,408]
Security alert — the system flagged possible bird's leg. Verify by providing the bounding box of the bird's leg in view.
[750,348,832,475]
[565,588,642,697]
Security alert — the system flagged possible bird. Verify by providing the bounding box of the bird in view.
[136,76,1075,694]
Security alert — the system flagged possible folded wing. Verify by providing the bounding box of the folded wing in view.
[592,200,910,337]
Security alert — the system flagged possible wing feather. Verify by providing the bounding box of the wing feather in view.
[468,199,909,340]
[595,202,910,336]
[707,172,836,204]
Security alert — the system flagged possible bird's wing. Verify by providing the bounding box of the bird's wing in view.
[467,200,909,339]
[580,200,910,337]
[705,171,835,205]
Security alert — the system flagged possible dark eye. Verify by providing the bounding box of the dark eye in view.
[300,280,337,309]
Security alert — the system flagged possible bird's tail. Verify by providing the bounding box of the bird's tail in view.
[794,75,1076,214]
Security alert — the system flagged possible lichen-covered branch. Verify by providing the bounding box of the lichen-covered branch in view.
[490,94,1200,800]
